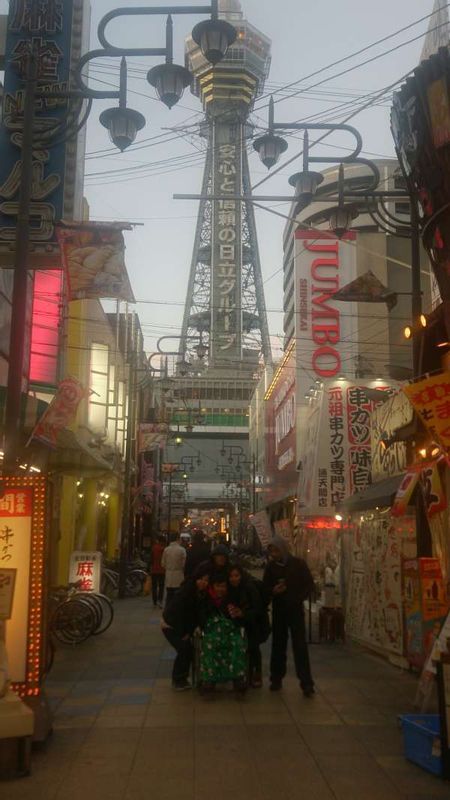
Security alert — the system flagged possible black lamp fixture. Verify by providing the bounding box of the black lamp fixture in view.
[253,131,288,169]
[99,58,145,151]
[147,16,193,108]
[191,12,237,65]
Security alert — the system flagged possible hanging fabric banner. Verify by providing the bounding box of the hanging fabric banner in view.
[420,462,447,518]
[30,377,86,448]
[403,372,450,452]
[57,222,134,302]
[138,424,169,453]
[391,469,420,517]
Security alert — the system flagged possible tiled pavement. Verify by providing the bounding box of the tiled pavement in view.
[3,597,449,799]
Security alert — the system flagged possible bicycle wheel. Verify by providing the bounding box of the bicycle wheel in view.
[126,570,147,597]
[101,569,118,598]
[51,598,96,644]
[91,593,114,635]
[73,592,103,633]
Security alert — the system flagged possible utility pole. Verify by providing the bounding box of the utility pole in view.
[167,469,173,535]
[3,53,37,473]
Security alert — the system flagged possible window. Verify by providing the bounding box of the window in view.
[89,343,109,434]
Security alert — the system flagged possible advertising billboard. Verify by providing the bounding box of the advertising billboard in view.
[0,0,88,266]
[264,343,297,504]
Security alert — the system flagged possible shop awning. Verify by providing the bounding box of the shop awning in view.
[48,429,117,477]
[342,474,404,512]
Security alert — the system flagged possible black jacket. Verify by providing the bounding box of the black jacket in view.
[263,554,314,612]
[184,542,211,577]
[163,580,204,637]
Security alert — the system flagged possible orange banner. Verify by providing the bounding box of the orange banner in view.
[403,372,450,451]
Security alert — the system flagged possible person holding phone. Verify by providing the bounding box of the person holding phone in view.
[263,536,315,696]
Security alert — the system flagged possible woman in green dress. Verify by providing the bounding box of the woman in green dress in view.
[199,573,247,695]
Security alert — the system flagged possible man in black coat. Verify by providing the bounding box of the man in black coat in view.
[161,571,209,690]
[263,536,315,696]
[184,531,211,577]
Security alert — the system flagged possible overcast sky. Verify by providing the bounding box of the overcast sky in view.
[1,0,439,358]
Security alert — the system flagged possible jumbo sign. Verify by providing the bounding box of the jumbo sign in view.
[295,231,357,381]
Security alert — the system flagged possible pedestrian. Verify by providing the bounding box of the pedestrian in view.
[196,542,230,578]
[161,533,186,606]
[228,563,270,688]
[263,536,315,697]
[150,535,166,608]
[184,530,211,577]
[161,570,210,691]
[198,573,247,697]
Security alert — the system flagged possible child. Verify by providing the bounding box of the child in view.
[199,573,247,695]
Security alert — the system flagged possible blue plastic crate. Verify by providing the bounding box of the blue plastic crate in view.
[399,714,443,777]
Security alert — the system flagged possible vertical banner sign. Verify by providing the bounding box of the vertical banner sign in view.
[0,1,76,260]
[403,372,450,452]
[264,344,297,505]
[299,381,384,515]
[212,122,242,364]
[1,477,47,697]
[294,231,358,402]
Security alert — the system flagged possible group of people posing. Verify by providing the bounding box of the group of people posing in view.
[158,533,316,698]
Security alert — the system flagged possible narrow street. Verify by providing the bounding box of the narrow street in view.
[3,597,448,800]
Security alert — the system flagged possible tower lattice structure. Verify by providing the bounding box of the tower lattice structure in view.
[179,0,272,375]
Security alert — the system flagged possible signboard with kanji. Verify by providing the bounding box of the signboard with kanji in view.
[69,551,102,593]
[1,477,47,696]
[403,372,450,452]
[298,379,391,515]
[0,568,17,619]
[0,0,87,264]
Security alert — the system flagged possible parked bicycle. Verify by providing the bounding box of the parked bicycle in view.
[44,582,115,675]
[101,559,149,598]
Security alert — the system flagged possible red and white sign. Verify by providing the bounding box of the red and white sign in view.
[298,380,389,515]
[265,344,297,504]
[295,231,357,391]
[31,376,86,448]
[69,551,102,593]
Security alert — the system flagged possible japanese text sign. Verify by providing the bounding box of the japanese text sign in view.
[249,510,273,549]
[0,1,77,252]
[212,126,242,363]
[69,551,102,593]
[403,372,450,452]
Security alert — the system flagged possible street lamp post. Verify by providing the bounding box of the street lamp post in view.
[2,2,237,474]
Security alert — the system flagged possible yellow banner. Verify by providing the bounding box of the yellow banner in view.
[403,372,450,451]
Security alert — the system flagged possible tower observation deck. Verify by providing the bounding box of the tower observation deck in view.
[180,0,272,376]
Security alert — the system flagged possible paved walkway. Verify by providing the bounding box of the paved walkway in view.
[3,598,449,800]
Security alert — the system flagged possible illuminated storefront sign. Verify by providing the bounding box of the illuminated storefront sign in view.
[295,231,357,386]
[403,371,450,452]
[69,551,102,593]
[2,476,46,697]
[0,1,81,259]
[212,127,242,363]
[30,269,64,387]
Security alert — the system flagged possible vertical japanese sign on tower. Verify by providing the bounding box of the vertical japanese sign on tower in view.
[0,0,85,267]
[211,124,243,365]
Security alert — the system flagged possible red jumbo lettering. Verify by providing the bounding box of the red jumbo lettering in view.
[312,347,341,377]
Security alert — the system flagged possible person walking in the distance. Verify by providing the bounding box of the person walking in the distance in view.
[263,536,315,697]
[162,533,186,606]
[150,535,166,608]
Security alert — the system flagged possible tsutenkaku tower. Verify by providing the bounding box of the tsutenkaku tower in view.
[180,0,272,374]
